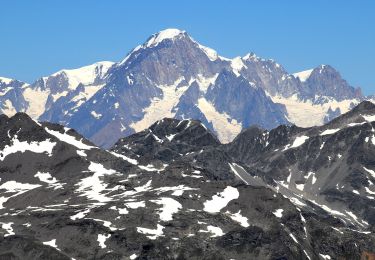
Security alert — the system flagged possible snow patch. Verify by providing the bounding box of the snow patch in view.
[75,162,117,202]
[131,77,187,133]
[151,197,182,221]
[97,234,110,249]
[293,69,313,82]
[91,111,102,119]
[273,209,283,218]
[271,94,357,128]
[203,186,239,213]
[137,224,164,240]
[34,172,64,190]
[23,87,50,119]
[0,222,14,236]
[197,98,242,143]
[110,151,138,165]
[125,201,145,209]
[319,254,331,260]
[199,225,224,237]
[284,136,309,150]
[320,128,340,136]
[364,167,375,178]
[0,181,41,209]
[226,210,249,227]
[231,57,247,76]
[45,127,94,150]
[43,239,58,249]
[0,135,55,161]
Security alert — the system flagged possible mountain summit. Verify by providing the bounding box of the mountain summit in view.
[0,28,369,147]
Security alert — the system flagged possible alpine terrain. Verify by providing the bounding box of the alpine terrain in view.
[1,101,375,259]
[0,29,370,148]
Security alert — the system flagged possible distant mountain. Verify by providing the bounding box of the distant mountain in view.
[1,102,375,259]
[0,77,29,116]
[0,29,369,147]
[1,61,113,120]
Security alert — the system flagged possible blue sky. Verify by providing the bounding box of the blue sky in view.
[1,0,374,94]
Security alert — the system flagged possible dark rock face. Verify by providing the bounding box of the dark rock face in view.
[1,103,375,259]
[304,65,362,101]
[206,70,288,129]
[240,53,304,98]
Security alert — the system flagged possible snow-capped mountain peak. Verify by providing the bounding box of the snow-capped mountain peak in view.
[145,28,187,48]
[0,76,15,85]
[49,61,114,90]
[242,52,261,61]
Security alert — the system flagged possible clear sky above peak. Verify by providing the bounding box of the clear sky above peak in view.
[1,0,374,95]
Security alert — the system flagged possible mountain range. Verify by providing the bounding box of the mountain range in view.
[0,29,371,148]
[1,101,375,259]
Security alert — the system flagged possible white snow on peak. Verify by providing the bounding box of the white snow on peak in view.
[319,64,327,73]
[0,76,13,84]
[50,61,114,90]
[231,57,247,76]
[293,69,313,82]
[242,52,260,61]
[146,28,186,47]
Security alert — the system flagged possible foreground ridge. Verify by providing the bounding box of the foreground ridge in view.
[0,102,375,259]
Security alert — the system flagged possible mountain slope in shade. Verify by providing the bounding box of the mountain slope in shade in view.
[2,103,375,259]
[225,101,375,229]
[0,28,369,148]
